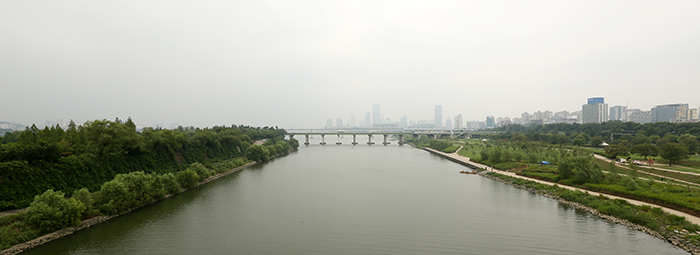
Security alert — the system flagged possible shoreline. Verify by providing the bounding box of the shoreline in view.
[423,146,700,254]
[0,159,262,255]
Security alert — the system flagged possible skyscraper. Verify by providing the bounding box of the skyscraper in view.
[445,118,452,130]
[400,115,407,128]
[609,105,628,121]
[373,104,381,125]
[651,104,689,122]
[588,97,604,104]
[454,114,463,130]
[582,97,608,124]
[486,116,495,128]
[435,105,442,129]
[365,112,371,127]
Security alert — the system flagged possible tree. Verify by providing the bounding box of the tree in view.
[572,156,604,184]
[176,169,200,190]
[26,189,85,233]
[604,144,629,159]
[591,136,604,147]
[678,134,699,154]
[287,138,299,149]
[72,188,94,217]
[246,144,270,162]
[659,143,690,166]
[557,159,574,179]
[188,162,212,181]
[630,143,658,159]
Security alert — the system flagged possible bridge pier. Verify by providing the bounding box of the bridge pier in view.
[336,134,342,145]
[383,134,390,145]
[398,135,405,145]
[367,134,375,145]
[352,134,358,145]
[320,134,326,145]
[304,135,309,145]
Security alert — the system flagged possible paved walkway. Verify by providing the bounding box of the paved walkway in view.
[425,146,700,225]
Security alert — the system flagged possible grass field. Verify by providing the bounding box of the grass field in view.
[456,142,485,161]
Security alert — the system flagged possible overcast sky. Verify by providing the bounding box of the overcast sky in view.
[2,1,699,129]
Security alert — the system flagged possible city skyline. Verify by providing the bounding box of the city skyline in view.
[318,98,699,130]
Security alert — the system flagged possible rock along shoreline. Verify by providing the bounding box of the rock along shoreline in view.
[0,160,261,255]
[422,146,700,255]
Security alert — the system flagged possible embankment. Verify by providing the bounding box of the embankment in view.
[422,147,700,255]
[0,160,259,255]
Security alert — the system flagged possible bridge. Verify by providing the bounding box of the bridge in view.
[285,128,500,145]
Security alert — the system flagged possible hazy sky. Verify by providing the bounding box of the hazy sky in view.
[2,1,699,128]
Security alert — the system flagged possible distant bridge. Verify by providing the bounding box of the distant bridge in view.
[285,128,502,145]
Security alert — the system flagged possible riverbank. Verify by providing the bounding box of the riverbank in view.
[0,160,260,255]
[423,147,700,254]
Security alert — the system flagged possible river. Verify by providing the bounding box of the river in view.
[24,138,688,254]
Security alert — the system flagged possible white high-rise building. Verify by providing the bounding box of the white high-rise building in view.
[582,97,608,124]
[454,114,463,130]
[373,104,381,125]
[609,105,628,121]
[435,105,443,129]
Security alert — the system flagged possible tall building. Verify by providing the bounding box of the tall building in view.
[445,118,452,130]
[582,97,608,124]
[521,112,530,124]
[400,115,408,128]
[486,116,495,128]
[651,103,689,123]
[609,105,628,121]
[588,97,604,104]
[365,112,371,127]
[434,105,442,129]
[372,104,381,125]
[336,118,343,127]
[630,111,651,124]
[454,114,463,130]
[326,118,333,128]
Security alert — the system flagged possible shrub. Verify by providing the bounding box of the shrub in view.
[72,188,94,217]
[246,144,270,162]
[176,169,200,190]
[97,179,130,215]
[25,190,85,233]
[188,162,212,181]
[160,173,182,194]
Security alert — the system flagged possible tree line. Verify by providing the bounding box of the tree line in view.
[0,118,298,210]
[491,121,700,165]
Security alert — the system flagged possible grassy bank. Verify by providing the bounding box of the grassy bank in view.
[485,172,700,248]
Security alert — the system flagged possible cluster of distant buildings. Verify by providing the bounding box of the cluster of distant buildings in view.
[325,98,698,131]
[325,104,456,130]
[487,97,698,128]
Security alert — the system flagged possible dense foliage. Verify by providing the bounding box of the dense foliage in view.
[0,118,297,210]
[0,119,298,250]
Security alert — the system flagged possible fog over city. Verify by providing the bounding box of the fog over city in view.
[1,1,699,129]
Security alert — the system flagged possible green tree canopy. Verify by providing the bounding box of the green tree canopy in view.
[246,144,270,162]
[659,143,690,166]
[25,189,85,233]
[630,143,658,159]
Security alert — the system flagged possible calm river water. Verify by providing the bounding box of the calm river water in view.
[25,138,688,254]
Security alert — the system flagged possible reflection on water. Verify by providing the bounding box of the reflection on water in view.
[24,139,689,255]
